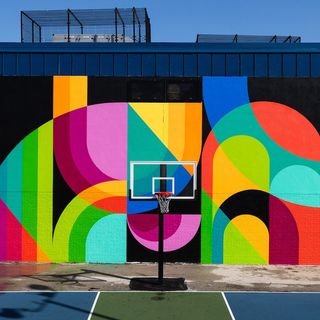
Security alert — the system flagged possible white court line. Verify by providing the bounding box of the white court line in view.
[87,291,100,320]
[222,292,236,320]
[0,290,319,293]
[1,290,320,293]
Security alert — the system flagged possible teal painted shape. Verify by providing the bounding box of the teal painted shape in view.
[271,165,320,208]
[127,105,177,214]
[1,143,23,222]
[212,209,230,263]
[128,104,176,162]
[213,104,319,179]
[86,215,127,263]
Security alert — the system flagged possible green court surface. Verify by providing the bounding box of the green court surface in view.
[1,291,319,319]
[91,292,232,320]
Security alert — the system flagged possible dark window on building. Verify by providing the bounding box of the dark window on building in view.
[127,80,165,101]
[89,77,202,103]
[127,78,201,102]
[166,80,201,102]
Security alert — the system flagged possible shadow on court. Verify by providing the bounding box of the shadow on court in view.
[0,291,118,320]
[25,268,132,286]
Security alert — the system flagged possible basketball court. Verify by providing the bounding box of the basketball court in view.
[0,291,319,319]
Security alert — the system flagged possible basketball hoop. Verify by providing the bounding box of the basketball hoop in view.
[154,192,173,214]
[130,189,188,290]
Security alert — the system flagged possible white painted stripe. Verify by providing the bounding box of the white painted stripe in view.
[222,292,236,320]
[87,291,100,320]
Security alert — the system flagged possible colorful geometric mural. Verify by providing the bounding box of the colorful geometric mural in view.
[201,77,320,265]
[0,76,319,264]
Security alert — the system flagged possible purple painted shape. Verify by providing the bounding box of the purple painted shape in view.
[269,195,299,264]
[0,200,7,260]
[54,114,91,193]
[87,103,128,180]
[69,108,112,186]
[127,214,182,241]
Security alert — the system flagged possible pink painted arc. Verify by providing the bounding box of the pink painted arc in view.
[70,108,113,185]
[87,103,128,180]
[128,214,201,252]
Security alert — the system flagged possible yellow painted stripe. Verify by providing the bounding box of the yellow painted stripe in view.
[53,76,87,118]
[69,76,88,112]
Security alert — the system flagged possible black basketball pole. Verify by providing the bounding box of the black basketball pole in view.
[158,164,167,283]
[158,202,164,283]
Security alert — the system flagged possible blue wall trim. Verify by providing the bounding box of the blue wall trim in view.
[1,42,320,53]
[0,42,319,77]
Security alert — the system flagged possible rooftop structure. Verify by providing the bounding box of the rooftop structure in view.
[21,8,151,43]
[196,34,301,43]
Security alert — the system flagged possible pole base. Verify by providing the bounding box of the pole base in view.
[129,277,187,291]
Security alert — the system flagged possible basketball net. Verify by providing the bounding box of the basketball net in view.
[154,192,173,213]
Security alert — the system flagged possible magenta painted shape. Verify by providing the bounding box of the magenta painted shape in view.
[87,103,128,180]
[54,113,91,193]
[0,200,7,260]
[128,214,201,252]
[70,108,112,185]
[127,214,182,241]
[54,107,114,194]
[269,195,299,264]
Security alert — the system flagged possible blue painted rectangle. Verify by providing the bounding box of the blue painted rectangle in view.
[44,54,59,76]
[269,54,282,77]
[72,54,86,75]
[212,54,226,75]
[17,54,30,76]
[142,54,156,76]
[100,54,113,76]
[114,54,128,76]
[86,54,100,76]
[226,54,240,76]
[226,292,320,320]
[297,54,310,77]
[170,54,183,76]
[240,54,254,76]
[311,54,320,77]
[198,54,211,76]
[0,292,97,320]
[128,54,142,76]
[184,54,197,76]
[283,54,296,77]
[255,54,268,77]
[3,53,17,75]
[59,54,72,75]
[156,54,169,76]
[31,54,44,76]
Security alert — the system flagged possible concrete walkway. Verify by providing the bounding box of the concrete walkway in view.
[0,263,319,292]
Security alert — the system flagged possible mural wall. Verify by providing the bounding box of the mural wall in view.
[0,76,319,264]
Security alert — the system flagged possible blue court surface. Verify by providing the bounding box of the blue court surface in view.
[0,291,319,319]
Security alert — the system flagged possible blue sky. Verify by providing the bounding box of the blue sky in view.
[0,0,319,42]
